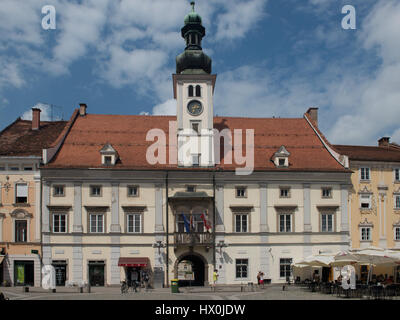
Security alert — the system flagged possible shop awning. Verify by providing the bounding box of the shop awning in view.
[118,257,150,267]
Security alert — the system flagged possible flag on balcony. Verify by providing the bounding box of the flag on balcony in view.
[190,215,195,232]
[181,214,191,233]
[201,213,211,231]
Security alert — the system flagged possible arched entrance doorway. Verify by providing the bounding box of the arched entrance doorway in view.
[174,252,208,287]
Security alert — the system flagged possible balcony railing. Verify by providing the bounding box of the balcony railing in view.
[174,232,213,246]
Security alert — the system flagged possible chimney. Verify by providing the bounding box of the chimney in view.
[79,103,87,116]
[378,137,390,147]
[306,107,318,127]
[32,108,41,130]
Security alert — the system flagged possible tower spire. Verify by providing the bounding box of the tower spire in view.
[176,1,212,74]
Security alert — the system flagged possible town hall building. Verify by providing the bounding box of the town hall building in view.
[37,2,353,287]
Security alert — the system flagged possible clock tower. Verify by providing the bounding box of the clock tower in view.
[173,1,216,167]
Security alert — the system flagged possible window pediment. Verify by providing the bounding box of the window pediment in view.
[358,218,373,228]
[10,209,32,219]
[358,186,372,194]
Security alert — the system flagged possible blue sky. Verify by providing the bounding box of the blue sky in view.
[0,0,399,146]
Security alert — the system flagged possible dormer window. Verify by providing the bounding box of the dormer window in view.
[100,143,118,166]
[273,146,290,168]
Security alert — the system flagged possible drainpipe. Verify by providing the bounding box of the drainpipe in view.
[212,172,216,273]
[165,171,169,287]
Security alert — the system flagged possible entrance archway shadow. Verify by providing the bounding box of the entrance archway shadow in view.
[174,252,208,286]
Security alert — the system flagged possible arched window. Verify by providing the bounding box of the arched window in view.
[195,85,201,97]
[188,85,194,97]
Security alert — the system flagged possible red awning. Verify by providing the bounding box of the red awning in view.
[118,257,150,267]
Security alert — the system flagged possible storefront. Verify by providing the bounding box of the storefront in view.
[88,261,105,287]
[14,261,34,286]
[118,257,151,285]
[52,260,67,286]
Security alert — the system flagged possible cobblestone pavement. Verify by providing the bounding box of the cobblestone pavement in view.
[1,284,398,300]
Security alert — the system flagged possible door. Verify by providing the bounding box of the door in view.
[53,263,67,286]
[89,262,105,286]
[14,261,34,286]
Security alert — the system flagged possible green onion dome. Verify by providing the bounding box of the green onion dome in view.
[184,2,202,25]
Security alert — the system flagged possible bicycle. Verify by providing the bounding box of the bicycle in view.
[121,281,129,294]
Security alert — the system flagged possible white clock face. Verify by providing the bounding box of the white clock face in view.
[187,100,203,116]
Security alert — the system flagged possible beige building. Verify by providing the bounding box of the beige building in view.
[38,3,353,287]
[335,139,400,281]
[0,109,67,287]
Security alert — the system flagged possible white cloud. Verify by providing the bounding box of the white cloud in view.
[152,99,176,115]
[213,0,267,41]
[392,128,400,145]
[21,102,61,121]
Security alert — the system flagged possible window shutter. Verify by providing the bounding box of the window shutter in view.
[16,184,28,197]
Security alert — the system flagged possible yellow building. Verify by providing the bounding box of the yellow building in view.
[335,138,400,281]
[0,109,67,287]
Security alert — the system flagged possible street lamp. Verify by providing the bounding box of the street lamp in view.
[216,240,228,255]
[152,241,166,254]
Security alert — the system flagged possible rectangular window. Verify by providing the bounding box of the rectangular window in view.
[361,227,371,241]
[235,187,246,198]
[90,186,102,197]
[360,194,371,209]
[53,185,65,197]
[395,195,400,209]
[235,259,248,279]
[280,188,290,198]
[322,188,332,198]
[10,166,19,171]
[192,154,200,166]
[279,214,292,232]
[321,214,333,232]
[89,214,104,233]
[278,158,286,166]
[15,220,27,242]
[128,186,139,197]
[23,167,33,171]
[53,214,67,233]
[104,156,112,165]
[127,214,142,233]
[280,258,292,278]
[0,166,5,171]
[235,214,248,233]
[395,169,400,182]
[186,185,196,193]
[191,122,200,134]
[15,183,28,203]
[395,227,400,241]
[360,167,370,181]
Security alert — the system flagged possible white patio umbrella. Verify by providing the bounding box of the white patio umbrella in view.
[293,254,335,267]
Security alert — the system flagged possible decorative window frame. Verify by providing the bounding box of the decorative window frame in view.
[122,206,147,233]
[393,220,400,241]
[230,206,253,233]
[358,186,374,212]
[275,205,297,233]
[10,209,33,242]
[359,218,373,242]
[88,212,106,234]
[125,212,143,234]
[393,188,400,211]
[51,212,68,233]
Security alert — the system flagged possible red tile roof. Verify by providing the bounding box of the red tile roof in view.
[0,119,68,157]
[45,112,348,172]
[334,145,400,162]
